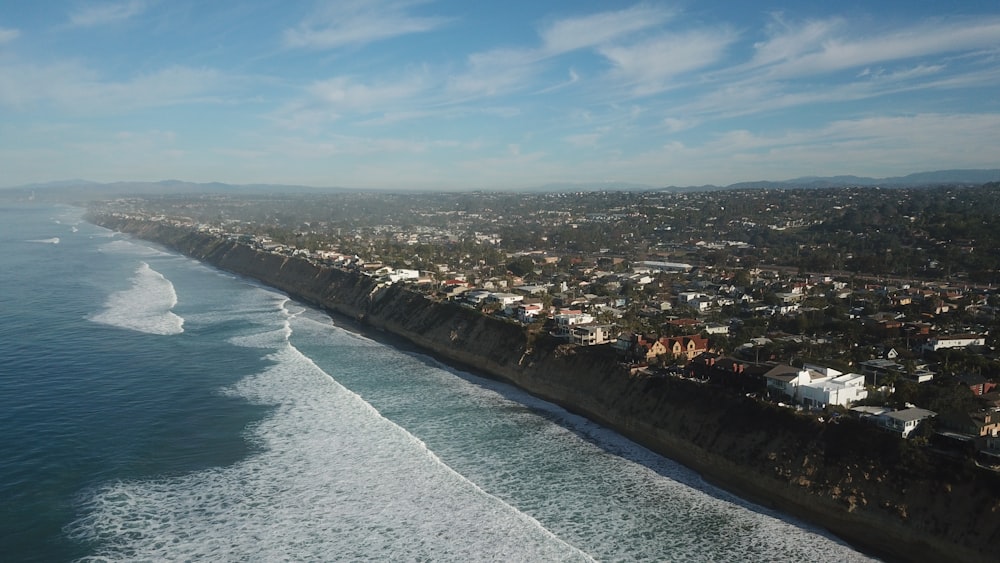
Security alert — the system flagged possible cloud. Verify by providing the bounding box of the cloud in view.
[563,133,600,147]
[447,5,676,100]
[662,117,696,133]
[284,0,450,50]
[0,27,19,44]
[750,15,1000,78]
[307,74,428,112]
[748,15,842,69]
[446,47,543,98]
[0,61,223,113]
[68,0,149,27]
[272,73,431,132]
[599,28,737,96]
[539,4,674,54]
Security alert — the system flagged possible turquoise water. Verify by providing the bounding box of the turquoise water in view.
[0,205,875,561]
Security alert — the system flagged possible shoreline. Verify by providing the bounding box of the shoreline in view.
[91,215,1000,563]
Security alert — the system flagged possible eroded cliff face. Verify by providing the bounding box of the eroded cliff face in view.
[93,216,1000,563]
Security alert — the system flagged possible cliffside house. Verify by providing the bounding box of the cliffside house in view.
[488,292,524,307]
[657,335,710,361]
[764,364,868,408]
[515,302,546,323]
[572,324,615,346]
[553,310,594,337]
[875,407,937,438]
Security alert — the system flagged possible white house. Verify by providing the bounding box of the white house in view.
[764,364,868,408]
[386,268,420,282]
[639,260,693,272]
[488,292,524,307]
[553,311,594,337]
[704,323,730,335]
[515,303,546,323]
[875,407,937,438]
[923,334,986,352]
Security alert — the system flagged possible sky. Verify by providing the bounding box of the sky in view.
[1,1,999,190]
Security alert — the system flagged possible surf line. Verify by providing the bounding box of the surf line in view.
[272,296,596,561]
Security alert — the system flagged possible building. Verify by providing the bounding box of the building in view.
[923,334,986,352]
[657,335,710,361]
[764,364,868,408]
[876,408,937,438]
[572,324,615,346]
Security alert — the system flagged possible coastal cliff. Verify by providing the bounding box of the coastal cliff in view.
[93,215,1000,563]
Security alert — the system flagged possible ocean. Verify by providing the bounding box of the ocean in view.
[0,204,876,561]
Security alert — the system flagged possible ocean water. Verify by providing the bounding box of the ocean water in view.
[0,204,876,561]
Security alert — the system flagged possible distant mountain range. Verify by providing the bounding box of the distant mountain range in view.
[723,169,1000,190]
[536,169,1000,192]
[3,169,999,202]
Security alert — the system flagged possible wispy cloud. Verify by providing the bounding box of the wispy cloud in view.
[563,132,600,147]
[447,47,543,98]
[446,5,675,101]
[539,4,674,54]
[599,28,737,96]
[284,0,450,50]
[0,27,19,44]
[68,0,149,27]
[749,15,1000,78]
[0,61,223,113]
[273,72,431,132]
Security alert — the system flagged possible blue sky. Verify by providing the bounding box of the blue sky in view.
[2,1,999,189]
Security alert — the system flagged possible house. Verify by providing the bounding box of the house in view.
[953,373,998,396]
[514,303,546,323]
[875,408,937,438]
[939,410,1000,437]
[553,310,594,337]
[923,334,986,352]
[657,334,710,361]
[488,292,524,307]
[764,364,868,408]
[572,324,615,346]
[704,323,730,335]
[639,260,693,273]
[464,290,492,305]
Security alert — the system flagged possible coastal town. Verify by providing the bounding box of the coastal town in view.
[89,182,1000,473]
[81,180,1000,561]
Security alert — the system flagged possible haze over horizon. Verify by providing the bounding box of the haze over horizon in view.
[2,1,999,190]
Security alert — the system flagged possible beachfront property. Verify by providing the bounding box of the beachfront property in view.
[875,407,938,438]
[572,324,615,346]
[764,364,868,408]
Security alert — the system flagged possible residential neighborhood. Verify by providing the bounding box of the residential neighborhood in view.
[89,182,1000,468]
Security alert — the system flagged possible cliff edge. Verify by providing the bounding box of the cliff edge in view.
[93,215,1000,563]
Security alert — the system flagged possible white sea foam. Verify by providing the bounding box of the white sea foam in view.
[72,287,873,562]
[286,309,877,562]
[90,262,184,335]
[98,239,172,257]
[71,300,593,562]
[27,237,60,244]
